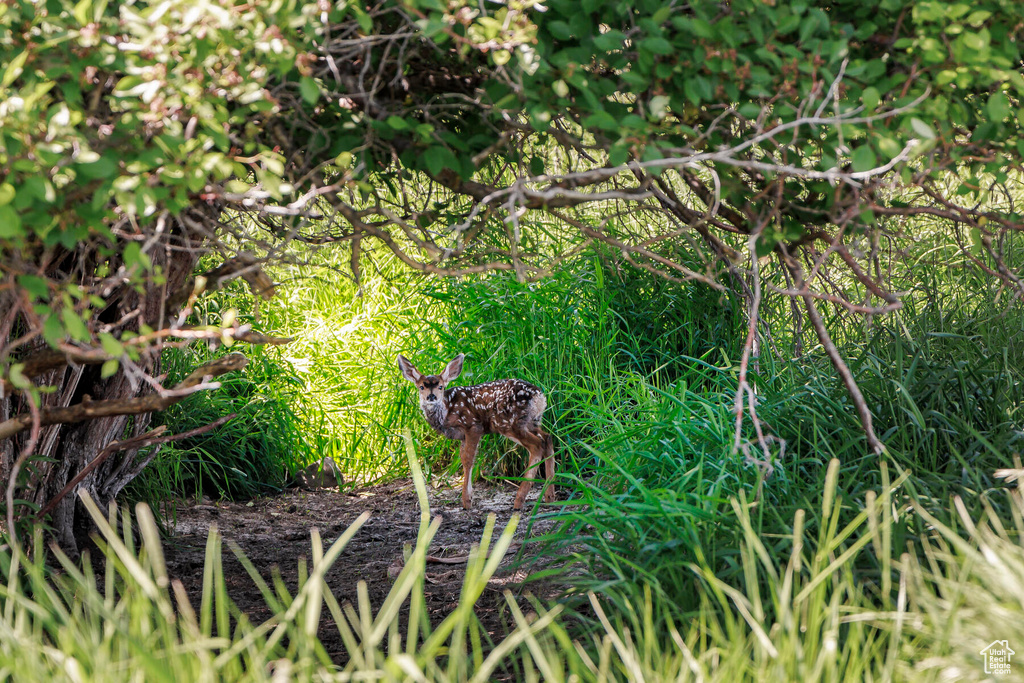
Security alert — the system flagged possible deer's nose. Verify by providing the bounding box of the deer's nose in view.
[426,393,437,401]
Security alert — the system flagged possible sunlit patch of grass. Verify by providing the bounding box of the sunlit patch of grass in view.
[260,248,449,483]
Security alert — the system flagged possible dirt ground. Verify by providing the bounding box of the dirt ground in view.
[162,476,562,662]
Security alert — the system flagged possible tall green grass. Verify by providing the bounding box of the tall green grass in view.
[9,452,1024,681]
[149,244,744,490]
[138,246,448,498]
[254,246,450,481]
[510,235,1024,650]
[129,340,316,502]
[420,254,744,478]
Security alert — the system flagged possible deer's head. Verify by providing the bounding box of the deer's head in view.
[397,353,464,408]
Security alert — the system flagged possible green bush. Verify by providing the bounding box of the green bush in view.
[129,344,315,502]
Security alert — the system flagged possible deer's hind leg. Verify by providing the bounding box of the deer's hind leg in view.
[541,431,556,503]
[513,429,549,510]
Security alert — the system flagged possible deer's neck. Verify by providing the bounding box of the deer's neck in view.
[421,398,449,434]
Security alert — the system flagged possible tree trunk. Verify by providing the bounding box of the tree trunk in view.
[1,228,202,555]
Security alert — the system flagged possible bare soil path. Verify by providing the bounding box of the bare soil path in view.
[162,478,562,662]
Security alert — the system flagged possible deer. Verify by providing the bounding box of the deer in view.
[397,353,555,511]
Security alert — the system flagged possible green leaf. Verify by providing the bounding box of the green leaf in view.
[423,146,455,176]
[61,307,90,342]
[548,21,572,40]
[688,79,704,105]
[962,31,988,50]
[8,364,31,390]
[965,10,991,26]
[593,30,625,51]
[876,136,902,159]
[861,86,880,112]
[693,76,714,102]
[799,16,818,44]
[100,359,120,379]
[114,175,140,193]
[909,117,936,139]
[609,142,630,167]
[386,115,410,131]
[582,110,618,131]
[73,0,92,26]
[777,14,800,35]
[755,233,776,258]
[123,242,152,271]
[299,77,320,105]
[42,312,64,347]
[353,7,373,33]
[0,205,24,238]
[529,157,545,176]
[688,18,714,39]
[99,332,124,358]
[851,145,877,173]
[78,157,118,179]
[641,144,663,162]
[987,91,1010,121]
[640,37,673,55]
[738,102,761,119]
[17,275,49,300]
[0,183,14,206]
[647,95,670,120]
[2,50,28,88]
[969,225,982,253]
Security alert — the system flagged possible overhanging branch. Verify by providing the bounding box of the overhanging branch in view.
[0,353,248,442]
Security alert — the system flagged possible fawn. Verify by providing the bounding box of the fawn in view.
[397,353,555,510]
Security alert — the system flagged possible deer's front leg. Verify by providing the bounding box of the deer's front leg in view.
[459,428,483,510]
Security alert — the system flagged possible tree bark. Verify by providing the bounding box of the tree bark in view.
[1,227,204,554]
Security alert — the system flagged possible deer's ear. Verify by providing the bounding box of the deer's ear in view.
[397,355,423,383]
[441,353,464,383]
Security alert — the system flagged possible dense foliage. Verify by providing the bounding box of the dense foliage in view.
[3,0,1024,677]
[2,0,1022,543]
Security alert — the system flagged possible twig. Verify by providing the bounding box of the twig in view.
[4,390,40,552]
[733,230,779,489]
[786,256,884,454]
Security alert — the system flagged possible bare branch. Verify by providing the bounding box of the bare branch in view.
[784,254,884,454]
[0,354,248,443]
